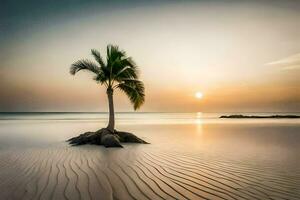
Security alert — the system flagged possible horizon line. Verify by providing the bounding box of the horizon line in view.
[1,111,300,114]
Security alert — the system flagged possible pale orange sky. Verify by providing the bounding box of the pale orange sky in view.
[0,1,299,112]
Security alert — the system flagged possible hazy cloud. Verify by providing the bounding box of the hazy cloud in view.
[266,53,300,70]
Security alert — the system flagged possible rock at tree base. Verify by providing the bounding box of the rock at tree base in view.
[101,134,122,148]
[67,128,148,148]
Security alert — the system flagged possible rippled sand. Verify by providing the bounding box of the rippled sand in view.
[0,118,299,200]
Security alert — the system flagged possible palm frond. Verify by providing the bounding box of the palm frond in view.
[70,59,100,75]
[113,57,139,81]
[91,49,106,68]
[107,45,126,60]
[93,72,108,85]
[117,79,145,110]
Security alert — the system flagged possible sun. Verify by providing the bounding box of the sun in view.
[195,92,203,99]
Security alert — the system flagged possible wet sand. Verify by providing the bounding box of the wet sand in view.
[0,116,299,200]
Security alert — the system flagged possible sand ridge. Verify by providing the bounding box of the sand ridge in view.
[0,144,299,200]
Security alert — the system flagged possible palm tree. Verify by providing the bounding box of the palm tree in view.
[68,45,147,147]
[68,45,148,147]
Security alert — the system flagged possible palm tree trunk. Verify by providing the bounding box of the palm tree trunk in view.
[106,87,115,132]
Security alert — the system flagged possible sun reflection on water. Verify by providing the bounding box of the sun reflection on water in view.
[195,112,203,135]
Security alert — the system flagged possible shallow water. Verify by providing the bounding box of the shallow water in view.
[0,112,299,199]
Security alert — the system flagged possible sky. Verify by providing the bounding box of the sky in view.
[0,0,299,112]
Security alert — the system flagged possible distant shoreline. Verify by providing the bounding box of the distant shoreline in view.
[220,115,300,119]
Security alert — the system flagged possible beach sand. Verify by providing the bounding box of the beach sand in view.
[0,114,299,200]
